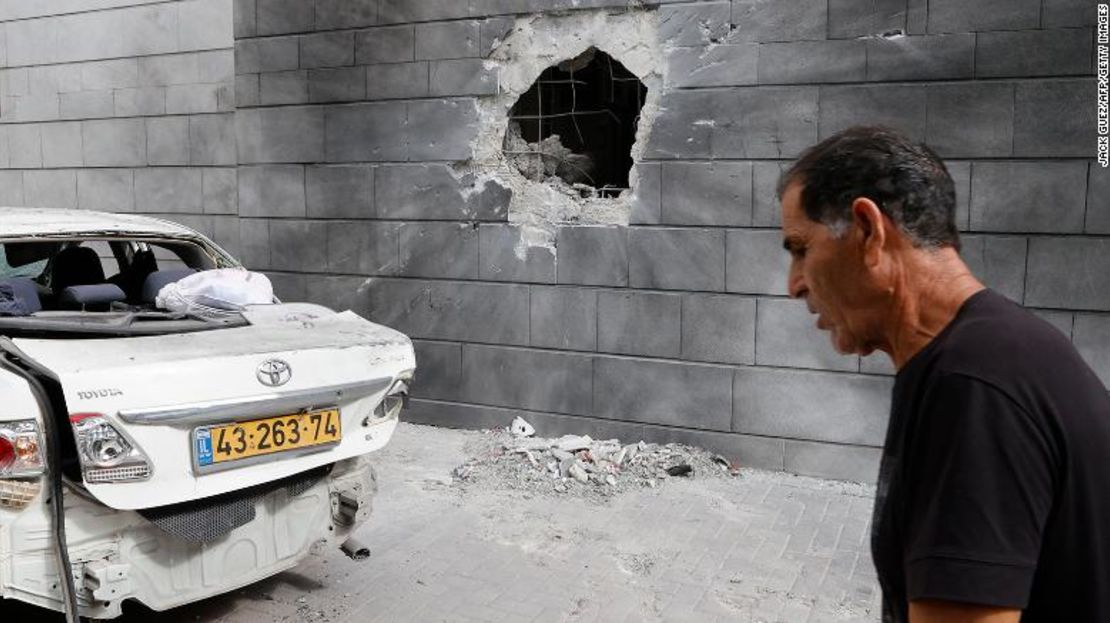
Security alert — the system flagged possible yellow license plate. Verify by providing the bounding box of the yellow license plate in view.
[194,408,341,468]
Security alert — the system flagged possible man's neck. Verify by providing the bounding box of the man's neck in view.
[883,248,985,370]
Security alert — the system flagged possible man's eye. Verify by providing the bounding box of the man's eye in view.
[791,247,806,259]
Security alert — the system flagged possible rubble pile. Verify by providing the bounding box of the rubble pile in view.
[450,418,741,501]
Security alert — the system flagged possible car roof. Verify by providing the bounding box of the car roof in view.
[0,207,200,239]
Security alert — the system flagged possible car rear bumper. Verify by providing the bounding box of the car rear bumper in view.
[0,456,377,619]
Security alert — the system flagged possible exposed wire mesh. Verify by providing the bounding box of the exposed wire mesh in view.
[503,47,648,198]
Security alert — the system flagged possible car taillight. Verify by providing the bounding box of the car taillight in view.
[0,420,45,478]
[69,413,152,483]
[366,377,409,425]
[0,420,45,510]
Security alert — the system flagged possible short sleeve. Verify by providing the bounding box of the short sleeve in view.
[901,372,1058,608]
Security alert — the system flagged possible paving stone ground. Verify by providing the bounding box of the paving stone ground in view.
[10,423,882,622]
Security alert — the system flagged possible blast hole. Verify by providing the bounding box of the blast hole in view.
[503,47,648,198]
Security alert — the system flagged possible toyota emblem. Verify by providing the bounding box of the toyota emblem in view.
[256,359,292,387]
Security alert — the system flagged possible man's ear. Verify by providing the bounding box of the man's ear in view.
[850,198,886,269]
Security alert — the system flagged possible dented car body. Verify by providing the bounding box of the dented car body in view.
[0,208,415,618]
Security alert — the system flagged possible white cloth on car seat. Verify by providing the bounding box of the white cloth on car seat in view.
[155,268,274,313]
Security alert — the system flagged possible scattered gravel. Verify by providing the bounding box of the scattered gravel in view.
[448,421,742,504]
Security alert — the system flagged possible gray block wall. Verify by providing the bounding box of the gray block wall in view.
[7,0,1105,484]
[0,0,240,254]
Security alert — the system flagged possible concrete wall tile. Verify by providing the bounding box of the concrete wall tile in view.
[305,275,369,312]
[1073,313,1110,388]
[1043,0,1096,27]
[41,122,83,168]
[429,59,498,97]
[530,286,597,351]
[860,352,896,376]
[355,25,415,64]
[556,226,628,287]
[926,83,1013,158]
[752,161,786,227]
[681,293,756,365]
[714,87,819,158]
[784,441,880,483]
[1014,79,1095,157]
[237,165,306,218]
[202,168,236,214]
[479,16,514,57]
[237,218,269,269]
[410,340,462,401]
[1026,238,1110,311]
[460,345,594,415]
[134,168,203,214]
[368,279,530,345]
[366,62,428,100]
[756,297,858,372]
[976,28,1092,78]
[259,70,308,106]
[730,0,827,42]
[139,54,199,86]
[236,106,325,163]
[969,161,1087,233]
[659,2,730,46]
[166,83,223,114]
[0,171,24,206]
[1031,308,1075,339]
[77,168,134,213]
[189,114,236,165]
[927,0,1039,32]
[59,89,114,119]
[235,37,299,74]
[1087,165,1110,234]
[308,67,367,103]
[8,124,43,168]
[269,219,328,272]
[114,86,166,116]
[315,0,377,30]
[757,40,866,84]
[734,367,891,445]
[24,170,77,210]
[375,163,462,219]
[666,43,758,88]
[959,235,1027,303]
[630,162,662,225]
[81,59,139,91]
[256,0,314,35]
[234,0,256,38]
[828,0,906,38]
[642,90,714,159]
[597,290,682,358]
[726,229,790,295]
[306,164,374,219]
[594,357,732,431]
[628,228,726,292]
[415,20,479,60]
[946,160,971,231]
[300,31,354,69]
[379,0,470,24]
[819,84,927,142]
[406,99,478,161]
[866,34,974,81]
[479,224,556,283]
[323,101,407,162]
[398,222,480,279]
[145,116,190,165]
[82,118,146,166]
[179,0,233,50]
[661,161,752,227]
[235,74,260,107]
[326,220,398,274]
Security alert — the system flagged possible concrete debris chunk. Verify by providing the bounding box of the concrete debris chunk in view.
[553,434,593,452]
[510,416,535,437]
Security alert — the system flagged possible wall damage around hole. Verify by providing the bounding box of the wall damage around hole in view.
[456,10,664,256]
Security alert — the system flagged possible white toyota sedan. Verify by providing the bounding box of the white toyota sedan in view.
[0,208,414,619]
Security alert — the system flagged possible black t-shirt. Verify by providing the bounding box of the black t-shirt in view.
[872,289,1110,622]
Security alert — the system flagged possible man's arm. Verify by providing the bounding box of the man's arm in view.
[910,600,1020,623]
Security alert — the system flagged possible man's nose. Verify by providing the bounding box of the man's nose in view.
[787,263,807,299]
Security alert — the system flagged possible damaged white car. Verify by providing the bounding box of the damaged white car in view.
[0,208,415,620]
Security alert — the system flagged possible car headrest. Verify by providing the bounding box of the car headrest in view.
[142,268,197,303]
[0,277,42,315]
[51,246,106,294]
[58,284,127,309]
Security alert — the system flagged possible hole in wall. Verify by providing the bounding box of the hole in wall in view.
[502,47,648,199]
